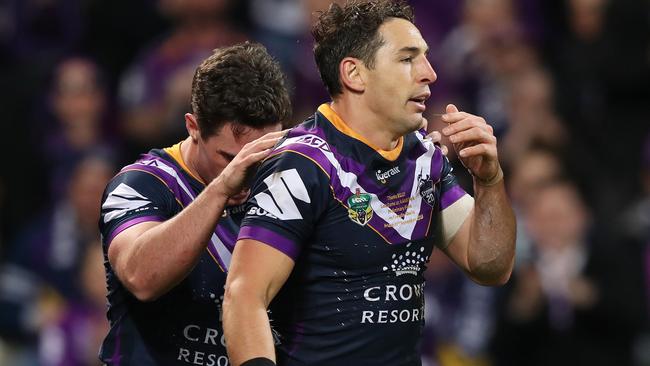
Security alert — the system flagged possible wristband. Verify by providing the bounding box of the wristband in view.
[474,166,504,187]
[241,357,276,366]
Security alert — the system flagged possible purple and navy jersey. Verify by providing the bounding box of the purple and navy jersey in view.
[98,144,239,366]
[239,104,471,365]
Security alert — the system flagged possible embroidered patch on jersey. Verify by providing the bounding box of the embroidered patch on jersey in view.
[416,172,437,207]
[347,189,374,226]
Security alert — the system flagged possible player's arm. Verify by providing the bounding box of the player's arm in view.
[440,104,516,286]
[108,180,229,302]
[223,240,294,365]
[108,131,284,301]
[223,147,328,365]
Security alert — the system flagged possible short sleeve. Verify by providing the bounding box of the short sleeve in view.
[435,155,474,248]
[99,170,177,246]
[238,151,330,260]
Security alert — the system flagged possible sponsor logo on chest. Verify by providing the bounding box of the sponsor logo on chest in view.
[375,166,401,184]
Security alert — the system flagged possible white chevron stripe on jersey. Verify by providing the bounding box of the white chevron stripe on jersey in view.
[137,157,195,200]
[103,183,152,223]
[277,134,434,240]
[209,233,232,269]
[254,169,310,220]
[132,157,234,270]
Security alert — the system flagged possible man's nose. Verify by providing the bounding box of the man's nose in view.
[418,58,437,84]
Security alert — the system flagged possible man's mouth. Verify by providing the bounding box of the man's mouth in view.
[408,92,430,111]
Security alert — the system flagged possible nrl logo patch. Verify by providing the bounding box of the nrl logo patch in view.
[347,188,373,226]
[417,172,437,206]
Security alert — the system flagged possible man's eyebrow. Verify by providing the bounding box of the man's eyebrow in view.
[397,46,429,54]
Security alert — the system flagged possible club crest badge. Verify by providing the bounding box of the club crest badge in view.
[347,188,373,226]
[417,172,437,206]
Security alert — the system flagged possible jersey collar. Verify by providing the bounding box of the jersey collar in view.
[317,103,403,161]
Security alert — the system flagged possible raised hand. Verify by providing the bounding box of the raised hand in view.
[216,129,287,199]
[420,117,449,156]
[441,104,502,186]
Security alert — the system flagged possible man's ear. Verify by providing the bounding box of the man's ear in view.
[185,113,200,143]
[339,57,366,93]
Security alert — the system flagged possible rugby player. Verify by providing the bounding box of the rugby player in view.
[98,42,290,365]
[223,1,516,365]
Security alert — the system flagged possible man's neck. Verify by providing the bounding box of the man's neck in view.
[330,98,401,151]
[179,136,205,183]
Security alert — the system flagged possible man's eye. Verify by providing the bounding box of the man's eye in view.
[401,57,413,63]
[219,152,236,162]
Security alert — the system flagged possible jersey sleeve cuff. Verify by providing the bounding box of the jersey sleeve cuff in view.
[440,185,467,209]
[238,226,300,261]
[437,194,474,249]
[105,215,165,246]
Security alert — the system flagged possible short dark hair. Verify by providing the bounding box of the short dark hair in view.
[312,0,414,96]
[190,42,291,138]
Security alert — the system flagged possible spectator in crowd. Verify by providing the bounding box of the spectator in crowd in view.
[118,0,247,161]
[38,57,116,197]
[500,67,566,166]
[38,242,108,366]
[492,180,645,366]
[421,250,496,366]
[620,133,650,364]
[547,0,650,217]
[0,154,115,365]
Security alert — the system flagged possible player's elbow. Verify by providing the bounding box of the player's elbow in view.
[223,278,249,313]
[122,272,164,302]
[469,259,514,286]
[223,277,266,320]
[223,278,248,333]
[473,268,512,286]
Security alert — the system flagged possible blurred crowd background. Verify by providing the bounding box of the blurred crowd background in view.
[0,0,648,365]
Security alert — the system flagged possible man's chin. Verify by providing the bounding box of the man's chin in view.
[401,115,425,135]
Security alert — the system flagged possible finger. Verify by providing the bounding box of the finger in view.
[262,129,290,139]
[425,130,442,143]
[448,127,496,145]
[251,129,289,144]
[420,117,428,130]
[242,148,274,164]
[441,111,472,124]
[246,129,290,148]
[441,117,488,136]
[446,104,459,114]
[441,105,473,124]
[458,143,497,158]
[441,104,485,125]
[440,144,448,156]
[246,136,283,153]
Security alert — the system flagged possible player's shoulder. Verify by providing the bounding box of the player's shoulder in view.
[102,153,178,205]
[262,119,336,179]
[275,116,332,154]
[100,157,179,235]
[104,168,167,200]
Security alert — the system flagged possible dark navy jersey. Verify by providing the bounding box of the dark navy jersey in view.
[99,143,241,366]
[239,104,471,365]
